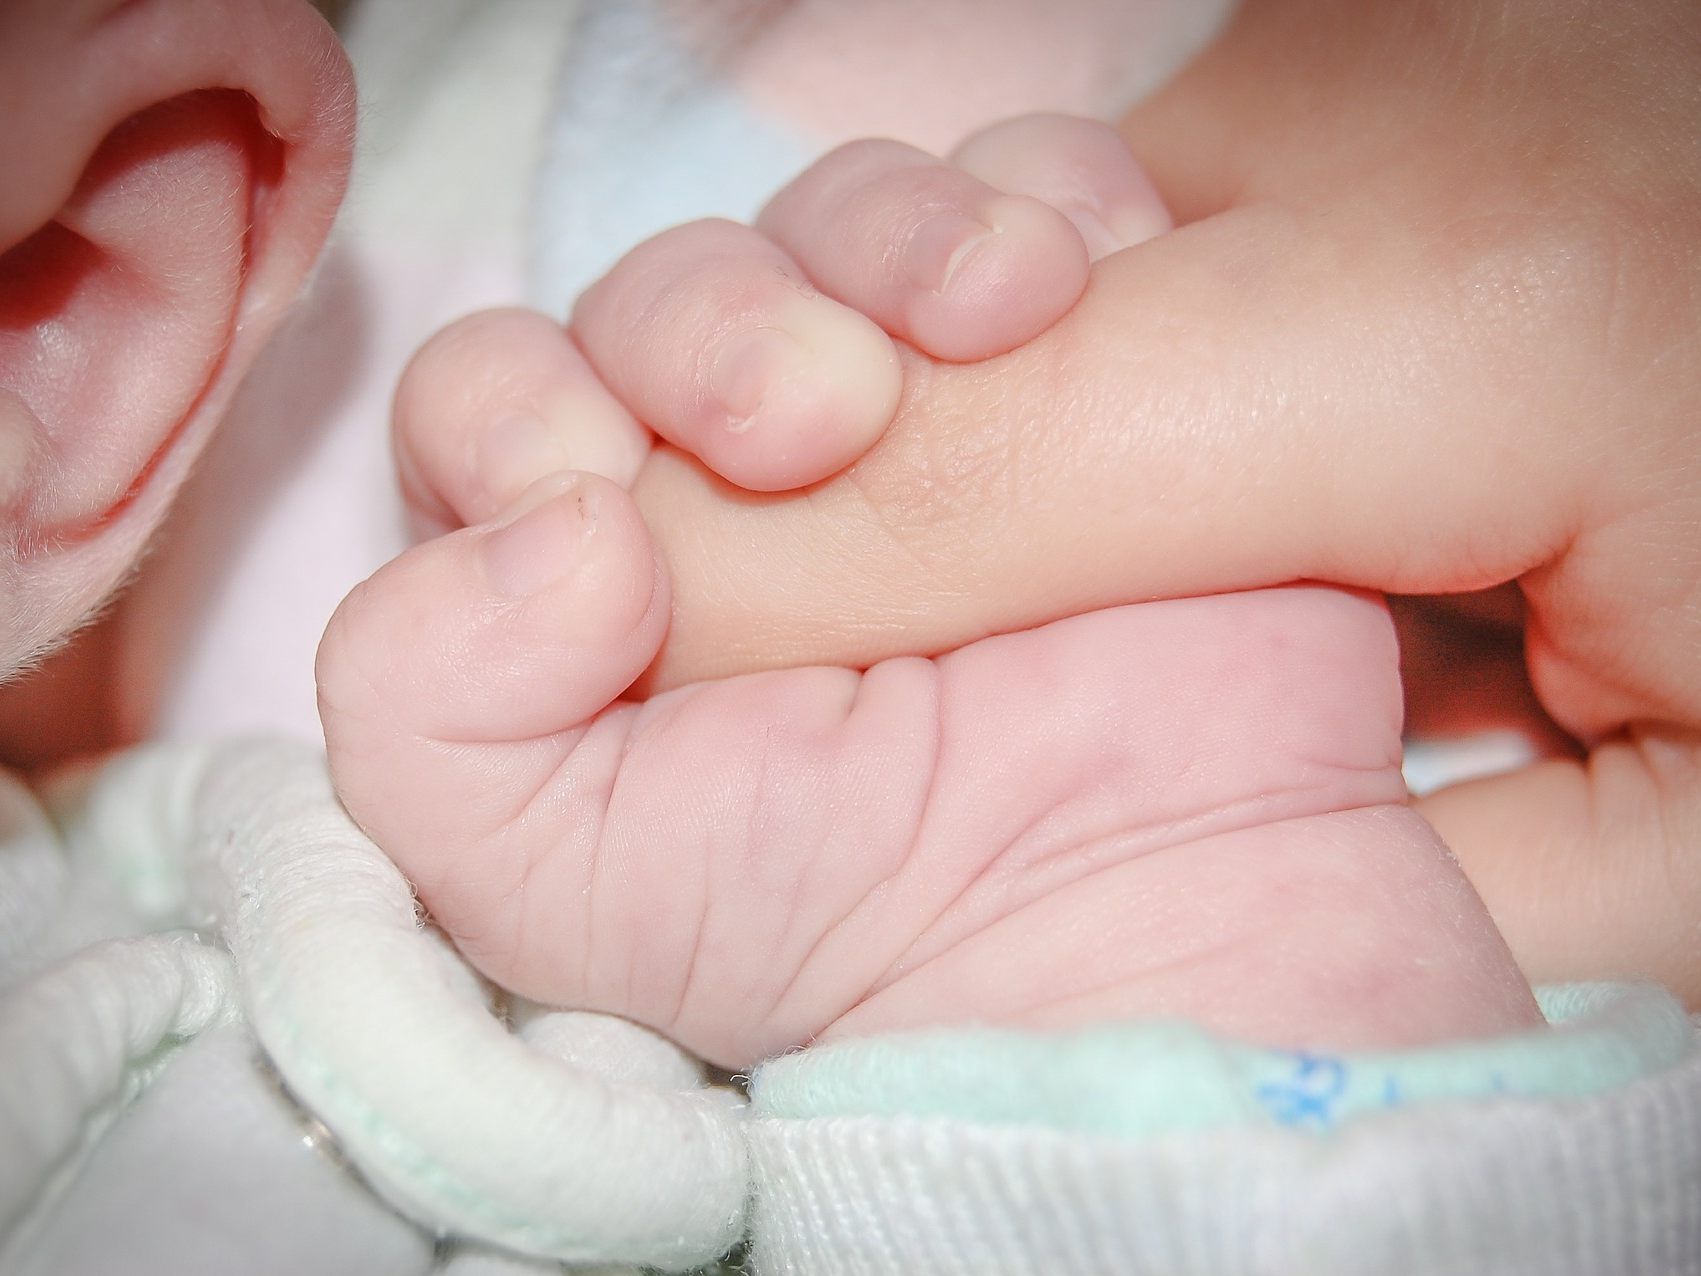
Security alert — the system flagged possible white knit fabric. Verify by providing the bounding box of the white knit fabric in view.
[744,1052,1701,1275]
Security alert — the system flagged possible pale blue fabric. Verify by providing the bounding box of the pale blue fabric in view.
[530,0,811,316]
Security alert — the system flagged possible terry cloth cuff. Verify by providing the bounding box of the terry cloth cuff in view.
[743,985,1701,1275]
[750,982,1692,1138]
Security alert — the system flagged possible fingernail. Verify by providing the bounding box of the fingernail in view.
[480,477,596,598]
[1101,200,1171,252]
[478,410,574,507]
[1065,207,1130,261]
[906,211,995,295]
[1073,178,1172,260]
[711,326,803,430]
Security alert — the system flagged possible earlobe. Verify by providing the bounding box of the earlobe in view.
[0,0,352,671]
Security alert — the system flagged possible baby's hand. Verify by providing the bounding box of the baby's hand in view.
[318,471,1535,1071]
[393,25,1701,1016]
[393,113,1164,524]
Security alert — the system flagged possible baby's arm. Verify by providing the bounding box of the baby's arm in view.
[318,469,1535,1072]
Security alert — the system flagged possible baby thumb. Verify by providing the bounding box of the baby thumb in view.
[316,472,669,895]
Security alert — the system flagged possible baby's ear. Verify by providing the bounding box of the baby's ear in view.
[0,0,352,667]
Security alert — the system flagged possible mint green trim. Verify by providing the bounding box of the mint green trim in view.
[750,983,1693,1138]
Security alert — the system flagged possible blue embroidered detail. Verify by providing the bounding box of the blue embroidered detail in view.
[1255,1052,1349,1129]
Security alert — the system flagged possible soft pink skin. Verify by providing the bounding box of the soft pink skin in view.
[753,138,1090,363]
[411,120,1158,516]
[569,217,906,494]
[320,475,1539,1072]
